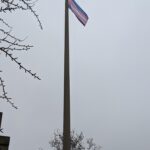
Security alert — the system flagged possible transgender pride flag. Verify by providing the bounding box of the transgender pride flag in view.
[68,0,89,26]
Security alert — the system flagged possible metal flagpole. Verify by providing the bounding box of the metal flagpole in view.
[63,0,71,150]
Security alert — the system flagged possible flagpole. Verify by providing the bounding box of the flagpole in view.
[63,0,71,150]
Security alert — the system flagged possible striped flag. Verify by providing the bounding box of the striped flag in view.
[68,0,89,26]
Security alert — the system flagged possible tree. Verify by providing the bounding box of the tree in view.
[49,130,101,150]
[0,0,42,109]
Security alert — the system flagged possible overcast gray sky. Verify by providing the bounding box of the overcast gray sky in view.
[1,0,150,150]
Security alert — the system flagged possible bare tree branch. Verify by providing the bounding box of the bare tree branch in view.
[49,130,101,150]
[0,76,18,109]
[0,0,42,108]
